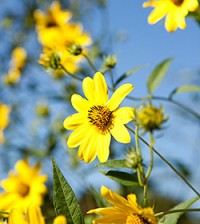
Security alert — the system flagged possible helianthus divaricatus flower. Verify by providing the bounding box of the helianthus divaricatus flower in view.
[63,72,134,163]
[8,204,67,224]
[143,0,199,32]
[34,1,91,75]
[0,159,47,212]
[87,185,157,224]
[0,103,10,143]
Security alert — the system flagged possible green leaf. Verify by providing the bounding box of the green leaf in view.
[160,196,199,224]
[95,159,129,169]
[115,65,144,86]
[99,170,139,186]
[147,58,173,94]
[169,85,200,99]
[52,158,85,224]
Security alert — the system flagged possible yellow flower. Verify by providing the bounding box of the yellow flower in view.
[34,1,72,30]
[0,103,10,144]
[63,72,134,163]
[0,159,48,212]
[143,0,199,32]
[38,47,81,76]
[137,104,167,132]
[87,186,157,224]
[4,47,27,84]
[35,1,91,75]
[34,1,91,48]
[8,204,67,224]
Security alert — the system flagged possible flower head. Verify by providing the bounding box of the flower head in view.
[0,159,48,212]
[0,103,10,144]
[136,103,167,132]
[87,186,157,224]
[35,1,91,75]
[63,72,134,163]
[143,0,199,32]
[8,204,67,224]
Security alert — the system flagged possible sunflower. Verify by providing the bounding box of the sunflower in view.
[87,186,157,224]
[143,0,199,32]
[0,159,47,212]
[63,72,134,163]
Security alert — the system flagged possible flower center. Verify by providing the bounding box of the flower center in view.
[88,105,114,134]
[172,0,184,6]
[18,182,30,198]
[126,214,149,224]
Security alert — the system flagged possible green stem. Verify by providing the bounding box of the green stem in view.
[155,208,200,217]
[126,125,200,197]
[60,64,83,81]
[82,53,97,73]
[145,131,154,180]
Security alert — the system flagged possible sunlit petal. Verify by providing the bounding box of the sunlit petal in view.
[111,123,131,143]
[107,84,133,111]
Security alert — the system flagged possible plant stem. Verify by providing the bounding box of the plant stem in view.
[60,64,83,81]
[145,131,154,180]
[126,125,200,197]
[155,208,200,217]
[82,53,97,73]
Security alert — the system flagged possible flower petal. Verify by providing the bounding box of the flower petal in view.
[82,76,95,101]
[114,107,134,124]
[165,11,178,32]
[107,84,133,111]
[147,4,169,24]
[111,123,131,143]
[63,113,87,130]
[71,94,90,112]
[78,128,98,163]
[67,123,90,148]
[93,72,108,104]
[27,204,45,224]
[97,133,111,162]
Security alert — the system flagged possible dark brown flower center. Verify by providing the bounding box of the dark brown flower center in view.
[172,0,184,6]
[88,105,114,134]
[126,215,150,224]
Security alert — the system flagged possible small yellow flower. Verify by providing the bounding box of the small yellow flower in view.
[87,185,157,224]
[8,204,67,224]
[0,103,10,144]
[143,0,199,32]
[4,47,27,84]
[137,104,167,132]
[63,72,134,163]
[0,159,48,212]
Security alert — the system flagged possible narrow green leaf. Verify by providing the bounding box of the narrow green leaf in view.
[161,196,199,224]
[99,170,139,186]
[169,85,200,99]
[52,158,85,224]
[115,65,144,86]
[147,58,173,94]
[95,159,129,169]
